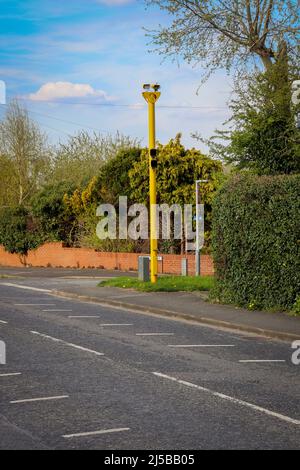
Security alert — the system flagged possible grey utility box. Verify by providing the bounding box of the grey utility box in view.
[181,258,188,277]
[138,256,150,282]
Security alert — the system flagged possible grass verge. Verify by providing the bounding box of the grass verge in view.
[99,275,215,292]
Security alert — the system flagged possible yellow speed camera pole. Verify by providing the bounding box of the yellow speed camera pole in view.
[142,84,161,283]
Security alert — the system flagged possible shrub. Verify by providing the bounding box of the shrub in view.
[129,134,223,252]
[292,297,300,316]
[212,173,300,311]
[0,206,43,255]
[31,181,76,244]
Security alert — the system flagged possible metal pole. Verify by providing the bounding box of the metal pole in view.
[195,179,208,277]
[195,181,200,276]
[148,101,158,284]
[142,84,161,283]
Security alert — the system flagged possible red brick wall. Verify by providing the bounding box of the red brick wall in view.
[0,243,214,276]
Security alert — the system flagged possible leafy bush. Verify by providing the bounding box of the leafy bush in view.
[292,297,300,316]
[129,134,223,251]
[212,173,300,311]
[0,206,42,255]
[31,181,76,244]
[62,148,143,250]
[99,147,142,204]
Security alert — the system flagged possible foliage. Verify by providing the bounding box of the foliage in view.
[291,296,300,316]
[0,154,17,207]
[0,206,42,255]
[129,134,223,249]
[99,275,215,292]
[145,1,299,79]
[62,176,103,247]
[99,147,142,204]
[63,148,143,251]
[211,173,300,311]
[197,61,300,175]
[31,181,76,245]
[51,130,140,187]
[0,101,50,206]
[0,110,223,256]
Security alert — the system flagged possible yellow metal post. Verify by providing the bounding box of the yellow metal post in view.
[142,85,161,283]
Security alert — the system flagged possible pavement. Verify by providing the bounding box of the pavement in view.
[0,266,299,342]
[0,267,299,449]
[54,285,300,343]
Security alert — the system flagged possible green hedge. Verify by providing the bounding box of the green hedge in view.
[212,173,300,311]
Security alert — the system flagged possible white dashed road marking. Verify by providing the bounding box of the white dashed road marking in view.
[239,360,286,363]
[43,309,73,312]
[2,283,51,293]
[0,320,8,324]
[168,344,235,348]
[0,373,21,377]
[15,304,56,307]
[10,395,69,404]
[153,372,300,426]
[63,428,130,439]
[68,316,100,319]
[136,333,175,336]
[30,331,104,356]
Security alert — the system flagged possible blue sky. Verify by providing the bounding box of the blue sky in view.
[0,0,232,148]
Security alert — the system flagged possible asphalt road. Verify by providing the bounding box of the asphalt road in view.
[0,272,299,450]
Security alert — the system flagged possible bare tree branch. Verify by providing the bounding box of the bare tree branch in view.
[145,0,300,78]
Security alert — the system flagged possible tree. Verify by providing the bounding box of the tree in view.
[0,154,16,207]
[51,131,140,187]
[197,61,300,174]
[145,1,299,78]
[0,101,49,206]
[129,134,223,250]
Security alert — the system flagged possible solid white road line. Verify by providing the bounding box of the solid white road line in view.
[10,395,69,404]
[31,331,104,356]
[2,283,51,293]
[239,360,286,363]
[0,320,8,324]
[153,372,300,426]
[63,428,130,439]
[0,373,21,377]
[136,333,175,336]
[168,344,235,348]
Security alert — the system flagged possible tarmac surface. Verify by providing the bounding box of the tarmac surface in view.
[0,267,299,449]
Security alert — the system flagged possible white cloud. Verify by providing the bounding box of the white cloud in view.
[28,81,112,102]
